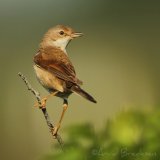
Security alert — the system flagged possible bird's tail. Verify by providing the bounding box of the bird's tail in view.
[71,85,97,103]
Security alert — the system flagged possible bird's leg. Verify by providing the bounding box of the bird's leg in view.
[52,99,68,136]
[34,91,58,109]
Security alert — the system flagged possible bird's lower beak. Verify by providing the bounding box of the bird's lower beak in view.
[71,32,83,38]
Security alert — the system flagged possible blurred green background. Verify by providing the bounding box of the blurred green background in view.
[0,0,160,160]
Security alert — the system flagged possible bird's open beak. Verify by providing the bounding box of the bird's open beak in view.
[71,32,83,38]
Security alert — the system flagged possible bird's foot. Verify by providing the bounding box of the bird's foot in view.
[52,124,60,137]
[34,97,47,109]
[34,92,58,109]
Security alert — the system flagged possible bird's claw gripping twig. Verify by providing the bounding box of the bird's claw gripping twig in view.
[34,97,47,109]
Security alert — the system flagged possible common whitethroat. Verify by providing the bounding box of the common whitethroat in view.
[33,25,96,136]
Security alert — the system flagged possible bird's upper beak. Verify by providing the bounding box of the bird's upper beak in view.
[71,32,83,38]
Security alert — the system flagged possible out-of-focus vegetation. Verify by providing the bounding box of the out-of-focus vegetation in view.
[42,108,160,160]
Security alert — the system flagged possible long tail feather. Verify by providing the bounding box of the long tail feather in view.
[71,85,97,103]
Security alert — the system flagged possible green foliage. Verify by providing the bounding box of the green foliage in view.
[42,108,160,160]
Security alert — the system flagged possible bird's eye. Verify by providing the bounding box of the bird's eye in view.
[59,31,64,35]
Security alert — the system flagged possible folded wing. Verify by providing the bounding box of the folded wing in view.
[34,47,83,86]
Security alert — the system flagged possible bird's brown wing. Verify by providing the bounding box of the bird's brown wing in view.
[34,47,83,85]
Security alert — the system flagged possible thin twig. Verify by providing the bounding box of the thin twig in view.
[18,72,64,150]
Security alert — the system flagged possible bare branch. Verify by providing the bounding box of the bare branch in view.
[18,72,64,150]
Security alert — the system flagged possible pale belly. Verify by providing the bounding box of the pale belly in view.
[33,65,64,92]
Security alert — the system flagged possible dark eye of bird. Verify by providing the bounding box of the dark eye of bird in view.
[59,31,64,35]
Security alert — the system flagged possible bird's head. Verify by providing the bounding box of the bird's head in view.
[41,25,83,51]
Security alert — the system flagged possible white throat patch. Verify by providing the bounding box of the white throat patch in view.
[53,37,70,54]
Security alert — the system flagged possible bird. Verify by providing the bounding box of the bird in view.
[33,25,97,136]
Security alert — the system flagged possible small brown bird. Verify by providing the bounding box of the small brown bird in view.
[33,25,96,135]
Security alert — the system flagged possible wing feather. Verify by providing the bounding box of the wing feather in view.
[34,47,83,85]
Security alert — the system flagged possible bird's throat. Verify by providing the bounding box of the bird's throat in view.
[53,38,70,54]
